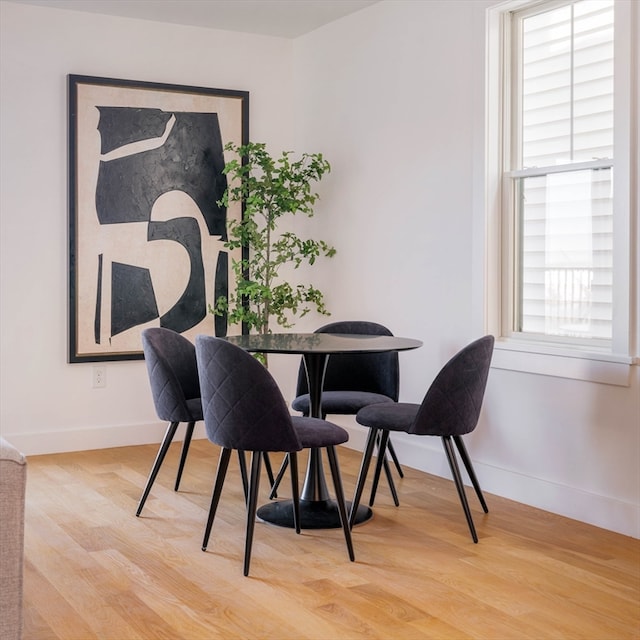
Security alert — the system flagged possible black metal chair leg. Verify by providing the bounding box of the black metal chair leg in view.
[136,421,180,516]
[238,451,249,503]
[244,452,262,576]
[239,451,276,500]
[174,421,195,491]
[369,430,398,507]
[381,456,399,507]
[326,446,355,561]
[442,436,478,543]
[386,437,404,478]
[202,448,232,551]
[289,452,300,534]
[453,435,488,513]
[369,431,386,506]
[349,427,379,528]
[262,453,276,494]
[269,455,289,499]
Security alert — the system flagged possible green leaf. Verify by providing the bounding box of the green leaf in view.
[210,141,336,334]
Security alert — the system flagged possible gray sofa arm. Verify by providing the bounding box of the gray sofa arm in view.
[0,437,26,640]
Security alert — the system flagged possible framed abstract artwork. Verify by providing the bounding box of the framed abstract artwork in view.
[68,75,248,362]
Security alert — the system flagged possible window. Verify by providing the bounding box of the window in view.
[486,0,637,383]
[510,0,614,346]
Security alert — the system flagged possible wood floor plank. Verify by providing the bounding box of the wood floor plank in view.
[21,440,640,639]
[23,560,91,640]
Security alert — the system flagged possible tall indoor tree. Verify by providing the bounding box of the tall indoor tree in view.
[212,142,336,341]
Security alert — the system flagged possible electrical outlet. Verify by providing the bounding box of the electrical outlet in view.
[93,366,106,388]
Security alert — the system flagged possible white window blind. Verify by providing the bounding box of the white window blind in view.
[511,0,614,343]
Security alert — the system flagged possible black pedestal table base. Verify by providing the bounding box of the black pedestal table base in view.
[257,499,372,529]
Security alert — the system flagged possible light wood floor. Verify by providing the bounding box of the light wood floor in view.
[22,439,639,639]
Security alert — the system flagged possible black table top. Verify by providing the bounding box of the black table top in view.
[221,332,423,355]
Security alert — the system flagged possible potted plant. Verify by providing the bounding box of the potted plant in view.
[211,141,336,346]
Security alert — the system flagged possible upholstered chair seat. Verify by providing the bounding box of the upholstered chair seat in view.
[351,335,495,543]
[136,327,204,516]
[196,335,355,576]
[137,327,274,517]
[281,321,403,505]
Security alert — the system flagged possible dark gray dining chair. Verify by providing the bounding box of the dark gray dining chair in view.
[195,335,355,576]
[136,327,274,516]
[350,335,495,542]
[270,321,404,503]
[136,328,203,516]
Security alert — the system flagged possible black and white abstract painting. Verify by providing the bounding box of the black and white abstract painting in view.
[68,75,248,362]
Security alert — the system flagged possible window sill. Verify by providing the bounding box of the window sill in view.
[491,339,636,387]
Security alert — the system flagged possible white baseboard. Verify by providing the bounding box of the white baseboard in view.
[3,422,208,457]
[341,424,640,540]
[4,421,638,539]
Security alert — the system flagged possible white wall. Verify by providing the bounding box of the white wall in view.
[291,0,639,538]
[0,0,294,449]
[1,0,638,538]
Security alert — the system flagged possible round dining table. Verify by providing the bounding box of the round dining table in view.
[221,332,423,529]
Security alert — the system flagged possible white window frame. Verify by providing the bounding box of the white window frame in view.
[485,0,638,386]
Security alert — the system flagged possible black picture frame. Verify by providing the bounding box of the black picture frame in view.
[68,74,249,362]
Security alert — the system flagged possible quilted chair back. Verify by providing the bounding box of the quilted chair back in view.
[141,328,201,423]
[196,336,303,453]
[411,335,495,437]
[295,321,399,400]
